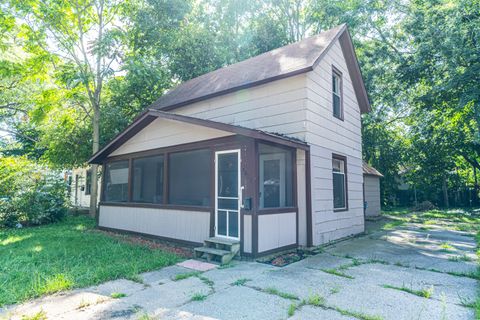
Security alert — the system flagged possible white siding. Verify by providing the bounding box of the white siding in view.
[70,168,100,208]
[306,40,365,245]
[243,215,252,253]
[296,149,308,246]
[110,118,233,157]
[174,74,308,140]
[258,212,296,253]
[364,175,381,217]
[99,205,210,244]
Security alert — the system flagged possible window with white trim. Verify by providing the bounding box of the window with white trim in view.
[332,156,347,210]
[332,68,343,119]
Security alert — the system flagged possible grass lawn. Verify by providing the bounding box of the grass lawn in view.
[0,215,180,307]
[476,231,480,320]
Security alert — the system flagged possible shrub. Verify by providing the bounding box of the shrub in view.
[0,198,20,227]
[0,157,68,227]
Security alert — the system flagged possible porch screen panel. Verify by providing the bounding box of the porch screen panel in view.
[259,144,294,208]
[132,155,164,203]
[104,160,129,202]
[168,149,211,206]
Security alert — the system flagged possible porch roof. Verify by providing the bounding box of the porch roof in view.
[88,109,309,164]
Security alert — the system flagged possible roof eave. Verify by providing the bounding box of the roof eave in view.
[88,109,309,164]
[159,66,313,111]
[338,28,371,114]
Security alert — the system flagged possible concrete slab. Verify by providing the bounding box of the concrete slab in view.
[177,260,218,272]
[285,252,352,270]
[326,234,477,274]
[290,305,356,320]
[202,262,275,290]
[250,264,353,300]
[152,309,218,319]
[325,281,474,320]
[4,291,116,320]
[346,263,477,305]
[91,279,146,296]
[180,286,292,320]
[141,265,192,285]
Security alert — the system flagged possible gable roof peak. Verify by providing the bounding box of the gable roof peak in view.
[151,24,369,113]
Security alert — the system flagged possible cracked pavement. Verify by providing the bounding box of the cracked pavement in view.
[2,220,477,320]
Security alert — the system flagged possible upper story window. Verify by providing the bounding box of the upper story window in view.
[332,67,343,120]
[332,155,347,210]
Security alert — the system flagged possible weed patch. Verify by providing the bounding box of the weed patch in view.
[264,287,299,300]
[111,292,127,299]
[191,292,208,301]
[382,284,434,298]
[231,278,251,286]
[173,272,201,281]
[321,268,354,279]
[20,310,47,320]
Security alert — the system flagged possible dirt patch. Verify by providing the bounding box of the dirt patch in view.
[259,248,323,267]
[96,229,194,258]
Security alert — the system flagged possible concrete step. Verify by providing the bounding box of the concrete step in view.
[204,237,240,253]
[194,246,237,265]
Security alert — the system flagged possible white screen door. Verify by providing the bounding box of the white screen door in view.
[215,150,241,239]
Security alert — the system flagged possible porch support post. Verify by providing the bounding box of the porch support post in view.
[306,149,313,247]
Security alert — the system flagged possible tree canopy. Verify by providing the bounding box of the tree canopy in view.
[1,0,479,208]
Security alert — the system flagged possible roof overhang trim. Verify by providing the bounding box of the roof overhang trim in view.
[88,109,309,164]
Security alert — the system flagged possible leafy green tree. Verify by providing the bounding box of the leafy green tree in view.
[7,0,126,216]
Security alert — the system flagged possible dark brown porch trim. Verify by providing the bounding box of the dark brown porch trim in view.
[89,109,308,164]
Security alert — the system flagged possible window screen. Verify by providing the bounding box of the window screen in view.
[104,161,129,202]
[332,70,342,119]
[132,155,164,203]
[332,157,347,209]
[168,149,211,206]
[259,144,294,208]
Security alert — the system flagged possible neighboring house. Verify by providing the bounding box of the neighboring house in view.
[88,24,371,258]
[363,162,383,218]
[69,167,100,209]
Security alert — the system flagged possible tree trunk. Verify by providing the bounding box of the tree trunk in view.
[89,0,104,220]
[89,105,100,218]
[442,174,449,208]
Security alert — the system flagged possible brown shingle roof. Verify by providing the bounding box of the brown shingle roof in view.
[363,162,383,177]
[151,24,370,113]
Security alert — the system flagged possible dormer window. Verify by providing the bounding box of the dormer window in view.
[332,67,343,120]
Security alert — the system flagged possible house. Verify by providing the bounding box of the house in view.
[88,24,371,259]
[363,162,383,218]
[69,167,97,209]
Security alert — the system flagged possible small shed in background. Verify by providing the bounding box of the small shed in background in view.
[363,162,383,218]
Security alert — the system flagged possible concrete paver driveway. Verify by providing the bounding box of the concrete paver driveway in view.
[3,221,478,320]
